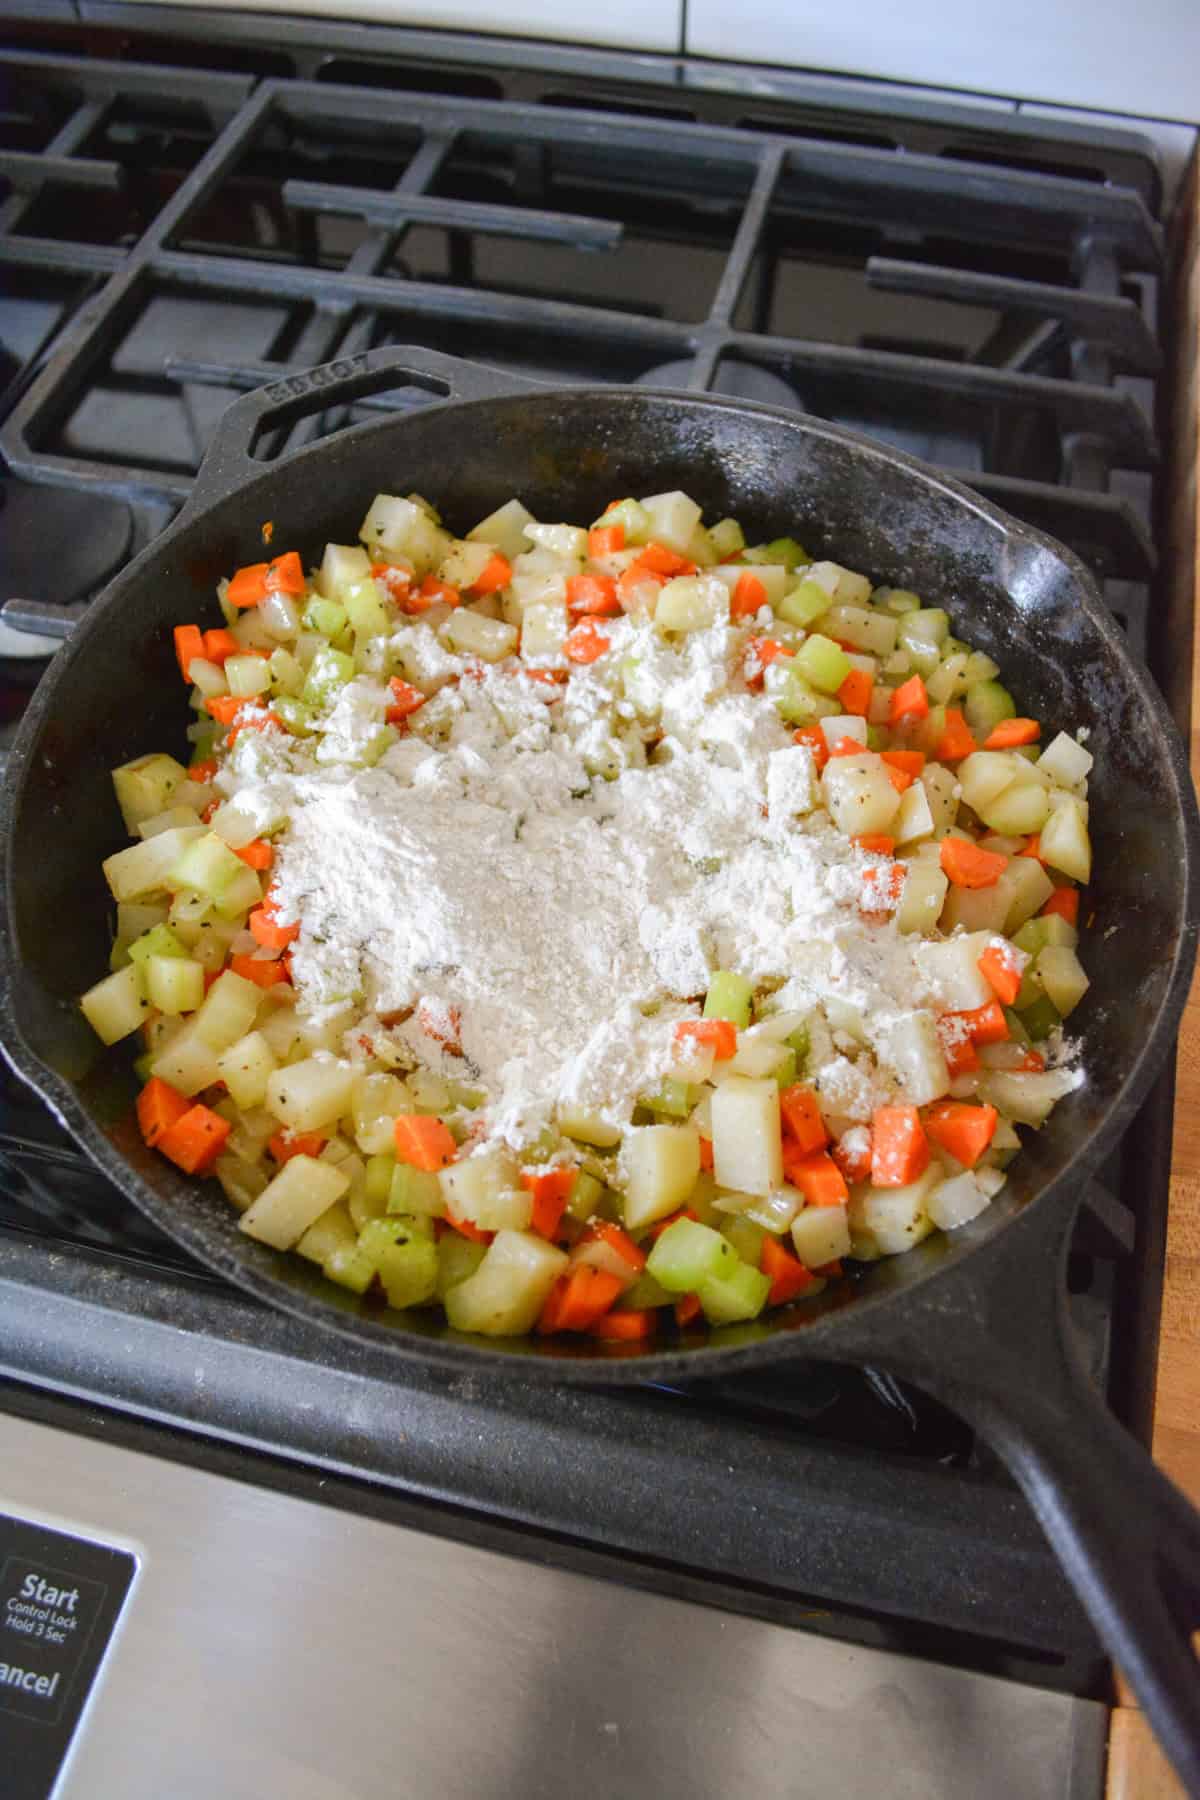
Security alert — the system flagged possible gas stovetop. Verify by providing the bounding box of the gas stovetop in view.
[0,3,1188,1708]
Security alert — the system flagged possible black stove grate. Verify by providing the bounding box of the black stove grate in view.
[0,9,1184,1703]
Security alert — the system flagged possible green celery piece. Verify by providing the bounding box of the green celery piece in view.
[324,1242,376,1295]
[704,970,753,1029]
[364,1153,396,1207]
[707,517,745,560]
[639,1078,694,1120]
[1014,964,1044,1011]
[1013,919,1051,958]
[128,922,188,965]
[132,1051,154,1084]
[720,1215,767,1265]
[169,833,246,902]
[566,1168,604,1222]
[303,597,347,638]
[904,607,950,646]
[882,589,921,614]
[963,679,1016,741]
[621,1271,674,1310]
[436,1234,487,1299]
[358,1215,438,1309]
[1018,994,1062,1042]
[646,1217,737,1293]
[698,1259,772,1325]
[189,729,219,766]
[866,725,887,751]
[758,536,809,571]
[794,633,851,695]
[772,1047,798,1089]
[343,580,392,640]
[359,724,398,768]
[593,497,650,542]
[302,645,356,708]
[274,696,316,736]
[776,578,832,628]
[899,633,941,677]
[787,1021,811,1064]
[388,1162,445,1216]
[1003,1007,1031,1045]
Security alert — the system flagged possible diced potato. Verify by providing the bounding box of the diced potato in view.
[317,543,371,599]
[351,1071,413,1154]
[265,1055,355,1133]
[520,599,568,657]
[711,563,791,608]
[920,763,959,833]
[848,1166,940,1255]
[79,963,150,1045]
[217,1030,278,1110]
[208,798,265,851]
[441,610,518,662]
[821,603,897,656]
[136,805,204,840]
[112,753,189,833]
[439,1147,531,1232]
[103,825,206,902]
[926,1170,991,1230]
[1037,944,1090,1016]
[623,1124,702,1231]
[525,522,588,561]
[724,1036,792,1080]
[225,654,273,699]
[641,490,702,556]
[817,712,868,749]
[958,751,1018,816]
[875,1011,950,1105]
[145,954,204,1016]
[940,881,1011,935]
[240,1154,350,1250]
[822,753,901,837]
[976,1067,1079,1126]
[295,1201,358,1265]
[896,860,948,934]
[466,498,537,562]
[444,1229,568,1335]
[655,575,722,633]
[558,1106,622,1149]
[360,493,448,573]
[1001,856,1054,933]
[1038,731,1093,788]
[710,1077,783,1197]
[440,539,502,591]
[193,970,262,1052]
[978,780,1050,836]
[920,932,995,1010]
[893,781,935,845]
[1039,796,1091,883]
[214,1154,269,1214]
[150,1022,223,1096]
[257,1003,305,1063]
[790,1203,851,1268]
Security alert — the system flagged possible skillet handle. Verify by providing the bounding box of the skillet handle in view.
[853,1207,1200,1792]
[183,345,547,521]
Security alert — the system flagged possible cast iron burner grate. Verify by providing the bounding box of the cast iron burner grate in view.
[0,7,1180,1703]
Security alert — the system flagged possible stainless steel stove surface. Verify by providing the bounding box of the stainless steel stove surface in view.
[0,11,1190,1795]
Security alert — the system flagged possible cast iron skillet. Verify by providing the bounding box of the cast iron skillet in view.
[4,345,1200,1783]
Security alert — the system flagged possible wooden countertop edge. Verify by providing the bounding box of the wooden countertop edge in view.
[1105,146,1200,1800]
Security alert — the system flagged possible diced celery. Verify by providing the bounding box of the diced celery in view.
[708,517,745,560]
[794,633,851,695]
[275,695,316,736]
[364,1152,396,1207]
[127,922,188,965]
[640,1078,695,1120]
[772,1047,798,1089]
[225,654,273,699]
[436,1233,488,1299]
[1018,993,1062,1041]
[296,1202,357,1266]
[593,497,651,544]
[302,645,356,708]
[646,1216,738,1292]
[759,535,808,570]
[697,1259,771,1325]
[776,580,832,629]
[168,832,249,905]
[358,1216,439,1309]
[1036,944,1089,1016]
[388,1162,447,1217]
[565,1168,604,1222]
[773,670,840,725]
[303,597,348,639]
[963,680,1016,741]
[621,1271,674,1310]
[882,588,921,614]
[324,1241,377,1294]
[720,1214,767,1266]
[704,970,753,1028]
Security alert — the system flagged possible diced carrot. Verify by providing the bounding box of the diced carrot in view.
[522,668,568,690]
[262,551,303,596]
[174,624,205,682]
[566,573,620,616]
[202,628,241,664]
[588,524,625,558]
[564,619,611,664]
[445,1208,493,1244]
[268,1130,327,1165]
[698,1136,714,1171]
[393,1114,457,1171]
[156,1103,232,1175]
[1016,1049,1046,1072]
[225,706,282,748]
[784,1149,849,1208]
[412,575,460,610]
[832,1130,873,1184]
[233,839,274,871]
[854,833,896,855]
[201,799,219,823]
[828,736,867,758]
[744,637,793,686]
[674,1018,738,1060]
[1023,834,1044,863]
[226,562,269,608]
[793,724,829,771]
[520,1167,576,1241]
[813,1259,844,1279]
[883,763,913,792]
[536,1275,567,1335]
[935,707,977,763]
[582,1220,647,1269]
[985,718,1041,750]
[206,694,243,725]
[939,1027,980,1077]
[416,999,462,1053]
[249,902,299,950]
[870,1105,930,1188]
[948,1001,1009,1046]
[467,552,511,595]
[633,541,694,577]
[923,1101,998,1168]
[616,564,664,609]
[136,1076,191,1147]
[978,940,1025,1006]
[779,1084,828,1155]
[386,677,426,722]
[230,953,289,988]
[591,1308,658,1341]
[202,967,223,993]
[837,668,873,717]
[940,837,1008,889]
[731,571,768,619]
[188,758,218,783]
[1042,886,1079,925]
[889,674,929,724]
[881,749,925,779]
[674,1293,703,1327]
[760,1236,817,1306]
[538,1265,623,1334]
[860,863,905,915]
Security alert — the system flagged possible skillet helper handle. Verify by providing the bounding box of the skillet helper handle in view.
[849,1206,1200,1793]
[185,345,547,520]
